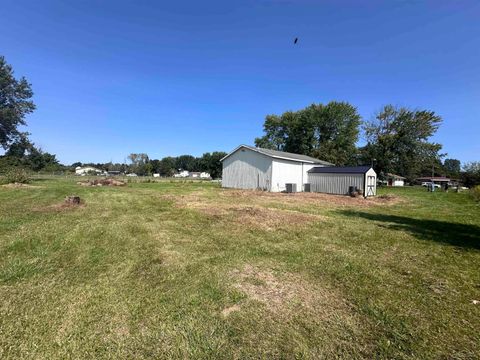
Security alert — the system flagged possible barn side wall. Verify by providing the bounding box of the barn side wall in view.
[221,148,272,190]
[308,173,365,195]
[270,159,303,192]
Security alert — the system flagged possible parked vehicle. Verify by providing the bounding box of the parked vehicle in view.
[421,182,440,188]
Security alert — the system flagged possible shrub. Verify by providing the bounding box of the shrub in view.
[3,168,31,184]
[470,185,480,202]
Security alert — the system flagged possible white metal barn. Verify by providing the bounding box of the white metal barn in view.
[308,166,377,197]
[221,145,333,192]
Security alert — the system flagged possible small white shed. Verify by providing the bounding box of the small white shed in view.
[308,166,377,197]
[221,145,333,192]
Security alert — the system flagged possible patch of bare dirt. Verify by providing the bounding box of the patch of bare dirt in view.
[77,178,126,187]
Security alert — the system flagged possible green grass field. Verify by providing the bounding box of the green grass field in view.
[1,178,479,359]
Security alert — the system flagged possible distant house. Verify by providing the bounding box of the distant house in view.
[75,166,102,176]
[174,170,190,178]
[386,173,406,187]
[189,172,211,179]
[107,170,122,176]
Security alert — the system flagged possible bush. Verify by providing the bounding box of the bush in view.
[470,185,480,202]
[2,168,31,184]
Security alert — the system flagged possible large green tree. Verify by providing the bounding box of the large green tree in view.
[175,155,197,172]
[362,105,443,180]
[444,158,461,177]
[128,153,150,175]
[254,101,361,165]
[198,151,227,179]
[158,157,176,176]
[0,56,35,149]
[0,133,60,172]
[461,161,480,187]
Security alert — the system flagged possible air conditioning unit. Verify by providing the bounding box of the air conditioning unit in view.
[304,183,311,192]
[286,183,297,193]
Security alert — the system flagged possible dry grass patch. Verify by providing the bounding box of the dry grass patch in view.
[1,182,40,189]
[33,202,85,213]
[219,189,403,207]
[189,203,323,230]
[230,265,354,313]
[77,178,126,187]
[221,304,241,317]
[228,264,375,355]
[162,190,325,230]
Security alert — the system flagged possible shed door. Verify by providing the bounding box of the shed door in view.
[366,175,376,196]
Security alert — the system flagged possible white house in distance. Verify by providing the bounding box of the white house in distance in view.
[190,172,211,179]
[385,173,406,186]
[75,166,102,176]
[174,170,190,178]
[221,145,333,192]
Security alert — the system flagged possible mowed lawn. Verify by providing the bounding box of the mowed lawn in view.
[0,178,479,359]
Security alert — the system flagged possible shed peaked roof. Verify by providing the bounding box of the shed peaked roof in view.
[221,145,334,165]
[308,166,372,174]
[386,173,406,179]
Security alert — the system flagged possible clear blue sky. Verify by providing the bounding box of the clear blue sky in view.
[2,0,479,165]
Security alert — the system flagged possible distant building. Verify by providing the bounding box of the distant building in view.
[416,176,451,185]
[75,166,102,176]
[173,170,190,178]
[386,173,406,186]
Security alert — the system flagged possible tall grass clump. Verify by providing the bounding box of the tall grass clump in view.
[470,185,480,202]
[2,167,31,184]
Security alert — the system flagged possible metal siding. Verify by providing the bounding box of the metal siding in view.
[308,173,365,195]
[221,148,272,190]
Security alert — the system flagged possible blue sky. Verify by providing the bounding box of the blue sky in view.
[2,0,479,164]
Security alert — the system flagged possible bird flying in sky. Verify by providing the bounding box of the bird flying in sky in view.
[294,37,298,44]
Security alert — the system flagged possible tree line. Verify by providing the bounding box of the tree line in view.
[73,151,227,178]
[1,55,479,185]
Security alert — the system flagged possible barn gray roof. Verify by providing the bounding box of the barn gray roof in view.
[308,166,372,174]
[221,145,334,165]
